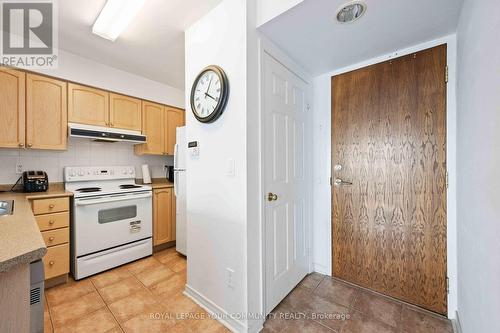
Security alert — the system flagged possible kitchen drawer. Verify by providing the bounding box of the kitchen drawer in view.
[36,211,69,231]
[43,243,69,279]
[41,227,69,247]
[32,197,69,215]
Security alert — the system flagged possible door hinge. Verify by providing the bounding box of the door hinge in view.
[446,277,450,294]
[446,170,449,189]
[445,65,449,83]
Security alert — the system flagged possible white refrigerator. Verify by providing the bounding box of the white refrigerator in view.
[174,126,187,255]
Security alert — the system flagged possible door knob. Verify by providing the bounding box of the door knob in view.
[334,179,353,186]
[267,193,278,201]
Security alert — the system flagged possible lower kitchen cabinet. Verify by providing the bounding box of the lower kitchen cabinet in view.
[153,188,176,246]
[31,196,71,281]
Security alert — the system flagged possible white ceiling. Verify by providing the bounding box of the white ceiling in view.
[259,0,464,76]
[59,0,222,89]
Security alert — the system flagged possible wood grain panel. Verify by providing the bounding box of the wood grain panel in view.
[153,188,174,245]
[26,74,67,150]
[68,83,109,126]
[44,243,69,279]
[0,67,25,149]
[134,101,165,155]
[332,45,447,314]
[165,107,185,155]
[32,197,69,215]
[109,93,142,131]
[36,212,70,231]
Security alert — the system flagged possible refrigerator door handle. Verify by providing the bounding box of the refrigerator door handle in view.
[174,143,179,170]
[174,171,178,197]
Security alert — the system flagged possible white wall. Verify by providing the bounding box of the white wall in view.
[256,0,303,27]
[184,0,250,331]
[0,139,171,184]
[311,35,458,318]
[33,49,185,109]
[456,1,500,332]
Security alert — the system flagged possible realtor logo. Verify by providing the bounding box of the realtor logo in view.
[1,0,58,68]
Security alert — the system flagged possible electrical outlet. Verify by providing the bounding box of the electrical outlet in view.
[225,268,235,288]
[16,163,23,174]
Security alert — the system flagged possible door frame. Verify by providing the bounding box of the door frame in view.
[259,38,314,316]
[323,35,458,318]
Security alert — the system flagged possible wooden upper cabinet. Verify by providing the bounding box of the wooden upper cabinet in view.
[68,83,108,127]
[26,74,67,150]
[0,67,25,149]
[109,93,142,131]
[153,188,174,246]
[135,101,164,155]
[165,108,185,155]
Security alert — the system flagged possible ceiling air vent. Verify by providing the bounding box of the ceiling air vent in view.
[336,1,367,23]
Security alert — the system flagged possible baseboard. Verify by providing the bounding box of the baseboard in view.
[451,310,463,333]
[184,284,262,333]
[313,262,330,276]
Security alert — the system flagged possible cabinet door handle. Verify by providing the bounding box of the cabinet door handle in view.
[27,143,33,148]
[49,220,55,225]
[49,261,54,266]
[18,143,24,148]
[48,236,55,241]
[49,204,55,209]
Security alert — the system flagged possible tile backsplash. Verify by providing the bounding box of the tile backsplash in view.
[0,138,173,184]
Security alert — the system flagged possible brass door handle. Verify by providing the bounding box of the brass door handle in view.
[49,261,54,266]
[49,204,55,209]
[27,143,33,148]
[49,237,55,241]
[18,143,24,148]
[267,193,278,201]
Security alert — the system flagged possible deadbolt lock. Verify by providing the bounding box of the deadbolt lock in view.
[267,193,278,201]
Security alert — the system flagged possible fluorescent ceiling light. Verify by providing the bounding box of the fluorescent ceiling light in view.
[92,0,146,41]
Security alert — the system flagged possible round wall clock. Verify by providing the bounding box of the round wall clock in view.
[190,65,229,123]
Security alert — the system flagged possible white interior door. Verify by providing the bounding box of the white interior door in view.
[264,53,309,314]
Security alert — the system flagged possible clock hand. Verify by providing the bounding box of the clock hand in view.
[206,77,213,95]
[205,93,217,101]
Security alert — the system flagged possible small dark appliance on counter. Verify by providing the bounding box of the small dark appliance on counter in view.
[166,165,175,183]
[23,171,49,192]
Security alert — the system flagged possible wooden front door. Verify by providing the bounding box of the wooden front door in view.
[331,45,447,314]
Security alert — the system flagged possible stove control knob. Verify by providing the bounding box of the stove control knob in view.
[78,170,84,176]
[70,171,76,177]
[128,169,134,175]
[122,170,127,175]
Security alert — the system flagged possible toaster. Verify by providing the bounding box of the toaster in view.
[23,171,49,192]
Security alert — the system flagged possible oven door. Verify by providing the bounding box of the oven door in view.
[74,191,152,257]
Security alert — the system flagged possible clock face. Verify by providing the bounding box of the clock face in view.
[190,66,229,123]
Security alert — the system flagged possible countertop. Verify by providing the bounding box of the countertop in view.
[137,178,174,189]
[0,183,73,273]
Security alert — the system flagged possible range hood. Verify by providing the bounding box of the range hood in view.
[68,123,146,144]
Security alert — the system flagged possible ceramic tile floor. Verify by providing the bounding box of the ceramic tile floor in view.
[43,247,229,333]
[263,273,454,333]
[43,250,453,333]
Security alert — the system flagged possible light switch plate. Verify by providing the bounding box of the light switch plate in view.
[227,158,235,176]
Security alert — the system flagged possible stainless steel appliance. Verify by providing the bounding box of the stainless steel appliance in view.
[64,166,153,280]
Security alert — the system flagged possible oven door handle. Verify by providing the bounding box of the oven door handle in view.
[75,192,152,206]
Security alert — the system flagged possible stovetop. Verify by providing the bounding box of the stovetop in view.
[64,166,152,198]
